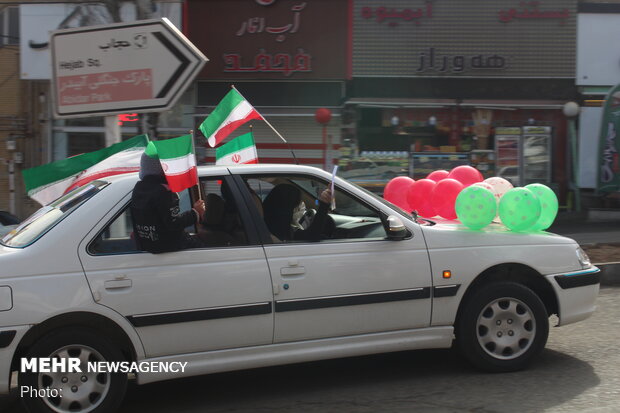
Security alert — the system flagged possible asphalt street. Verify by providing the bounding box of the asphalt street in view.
[2,287,619,413]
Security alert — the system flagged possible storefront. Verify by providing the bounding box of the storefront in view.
[343,0,578,197]
[186,0,349,170]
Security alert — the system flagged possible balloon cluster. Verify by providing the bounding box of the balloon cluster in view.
[383,166,558,232]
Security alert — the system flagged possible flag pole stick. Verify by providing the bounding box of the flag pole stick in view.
[189,130,203,201]
[231,85,299,165]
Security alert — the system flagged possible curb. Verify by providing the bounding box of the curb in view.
[597,263,620,287]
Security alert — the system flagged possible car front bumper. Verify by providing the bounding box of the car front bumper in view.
[546,267,600,326]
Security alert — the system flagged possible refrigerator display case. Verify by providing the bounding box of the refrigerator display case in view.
[494,126,553,187]
[495,127,522,186]
[521,126,552,185]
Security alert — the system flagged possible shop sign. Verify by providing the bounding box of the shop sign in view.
[353,0,576,78]
[415,48,507,73]
[598,84,620,192]
[187,0,348,80]
[498,1,570,24]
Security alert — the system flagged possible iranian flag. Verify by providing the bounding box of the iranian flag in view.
[216,133,258,165]
[199,88,261,147]
[23,135,148,205]
[147,134,198,193]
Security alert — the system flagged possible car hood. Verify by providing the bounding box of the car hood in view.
[420,219,577,249]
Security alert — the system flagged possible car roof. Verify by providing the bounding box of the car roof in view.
[102,164,333,185]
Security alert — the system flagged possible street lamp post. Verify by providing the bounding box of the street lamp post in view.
[563,101,581,212]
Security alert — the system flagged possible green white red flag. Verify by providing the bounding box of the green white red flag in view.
[198,88,261,147]
[23,135,148,205]
[216,132,258,165]
[146,134,198,193]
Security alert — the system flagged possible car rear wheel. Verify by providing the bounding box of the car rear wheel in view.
[456,281,549,372]
[18,328,127,413]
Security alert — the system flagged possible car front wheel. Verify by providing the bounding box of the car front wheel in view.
[18,328,127,413]
[456,281,549,372]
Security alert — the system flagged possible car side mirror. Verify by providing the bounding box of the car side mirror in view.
[386,215,408,240]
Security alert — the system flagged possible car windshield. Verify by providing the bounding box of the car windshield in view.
[0,181,108,248]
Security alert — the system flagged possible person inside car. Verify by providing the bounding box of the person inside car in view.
[130,151,205,253]
[262,183,333,242]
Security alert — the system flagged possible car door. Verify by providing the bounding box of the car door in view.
[237,173,433,343]
[78,175,274,358]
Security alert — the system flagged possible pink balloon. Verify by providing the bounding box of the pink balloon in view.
[407,179,437,217]
[426,170,449,182]
[384,176,415,211]
[448,165,483,187]
[432,178,463,219]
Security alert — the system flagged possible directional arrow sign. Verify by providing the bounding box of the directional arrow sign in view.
[51,18,208,118]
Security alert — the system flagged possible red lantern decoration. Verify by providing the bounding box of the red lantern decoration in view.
[315,108,332,125]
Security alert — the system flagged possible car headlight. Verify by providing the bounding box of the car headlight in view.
[576,247,591,269]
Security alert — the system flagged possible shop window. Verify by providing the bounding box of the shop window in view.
[68,133,105,157]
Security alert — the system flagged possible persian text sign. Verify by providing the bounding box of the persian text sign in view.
[51,18,207,118]
[187,0,348,80]
[57,69,153,106]
[598,84,620,192]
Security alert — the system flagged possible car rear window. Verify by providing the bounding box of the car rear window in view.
[0,181,108,248]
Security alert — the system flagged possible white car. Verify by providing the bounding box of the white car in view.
[0,164,599,413]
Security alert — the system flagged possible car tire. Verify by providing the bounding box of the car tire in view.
[18,328,127,413]
[456,281,549,372]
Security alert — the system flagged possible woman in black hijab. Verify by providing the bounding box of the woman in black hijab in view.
[262,184,332,242]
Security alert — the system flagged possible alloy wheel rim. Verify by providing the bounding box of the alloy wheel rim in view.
[476,297,536,360]
[37,344,111,413]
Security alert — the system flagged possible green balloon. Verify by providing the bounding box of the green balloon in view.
[455,185,497,230]
[525,183,559,231]
[499,188,541,232]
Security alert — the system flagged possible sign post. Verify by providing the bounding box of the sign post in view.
[51,18,208,119]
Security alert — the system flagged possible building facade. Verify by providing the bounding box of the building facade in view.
[2,0,605,216]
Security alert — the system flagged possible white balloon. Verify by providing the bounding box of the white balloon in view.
[483,177,514,223]
[484,177,514,202]
[472,182,494,192]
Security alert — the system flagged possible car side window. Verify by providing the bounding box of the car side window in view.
[89,207,138,255]
[244,175,387,244]
[196,178,250,247]
[89,178,251,255]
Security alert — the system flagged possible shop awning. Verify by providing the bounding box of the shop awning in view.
[346,98,567,110]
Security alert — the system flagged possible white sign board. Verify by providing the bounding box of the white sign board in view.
[51,18,207,118]
[577,14,620,86]
[20,3,182,80]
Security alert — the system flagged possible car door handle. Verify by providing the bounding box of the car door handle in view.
[280,266,306,277]
[104,279,132,290]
